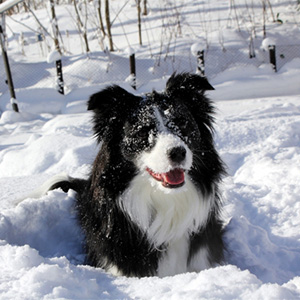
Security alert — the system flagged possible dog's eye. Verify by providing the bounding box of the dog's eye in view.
[173,118,188,130]
[136,127,150,139]
[179,120,188,129]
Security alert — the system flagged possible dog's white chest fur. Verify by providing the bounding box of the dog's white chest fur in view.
[118,172,213,276]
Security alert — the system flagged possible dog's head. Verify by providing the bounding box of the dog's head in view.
[88,73,217,190]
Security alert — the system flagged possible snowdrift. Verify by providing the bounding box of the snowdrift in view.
[1,88,300,299]
[1,0,300,298]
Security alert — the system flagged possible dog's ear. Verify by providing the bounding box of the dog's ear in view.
[166,72,216,138]
[166,72,214,95]
[87,85,136,111]
[87,85,139,142]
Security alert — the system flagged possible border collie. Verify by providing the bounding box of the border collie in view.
[50,73,226,277]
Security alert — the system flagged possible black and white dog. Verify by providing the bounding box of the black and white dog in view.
[50,73,226,277]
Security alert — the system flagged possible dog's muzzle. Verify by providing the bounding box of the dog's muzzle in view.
[146,145,188,188]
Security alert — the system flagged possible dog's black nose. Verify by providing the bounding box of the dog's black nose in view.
[167,146,186,163]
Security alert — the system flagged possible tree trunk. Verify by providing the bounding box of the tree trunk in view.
[73,0,90,53]
[143,0,147,16]
[137,0,142,45]
[262,0,266,38]
[49,0,61,54]
[105,0,114,51]
[97,0,106,36]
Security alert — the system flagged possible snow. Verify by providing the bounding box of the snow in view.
[191,42,206,56]
[124,46,135,56]
[262,37,276,51]
[1,0,300,299]
[47,50,61,64]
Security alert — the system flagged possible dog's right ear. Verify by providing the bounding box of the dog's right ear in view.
[87,85,134,112]
[166,72,214,95]
[87,85,139,142]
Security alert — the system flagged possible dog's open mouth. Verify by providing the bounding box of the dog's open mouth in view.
[146,167,185,188]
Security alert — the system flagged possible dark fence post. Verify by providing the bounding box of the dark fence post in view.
[129,53,136,90]
[0,25,19,112]
[268,45,277,72]
[36,33,44,56]
[191,43,206,76]
[196,50,205,76]
[56,59,64,94]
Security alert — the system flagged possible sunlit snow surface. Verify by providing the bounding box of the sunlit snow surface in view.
[1,92,300,299]
[1,0,300,298]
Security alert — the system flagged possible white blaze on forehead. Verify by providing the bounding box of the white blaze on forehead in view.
[137,107,193,174]
[154,106,167,132]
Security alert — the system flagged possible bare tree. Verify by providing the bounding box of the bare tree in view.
[73,0,90,53]
[262,0,276,38]
[97,0,106,37]
[24,2,52,52]
[266,0,275,22]
[49,0,62,54]
[227,0,241,31]
[105,0,114,51]
[262,0,266,38]
[143,0,148,16]
[137,0,142,45]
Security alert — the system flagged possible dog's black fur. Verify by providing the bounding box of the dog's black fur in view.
[50,73,226,277]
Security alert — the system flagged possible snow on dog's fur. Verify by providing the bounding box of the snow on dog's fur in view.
[50,73,226,277]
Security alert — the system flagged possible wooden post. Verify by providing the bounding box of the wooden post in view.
[129,53,136,90]
[56,59,64,94]
[268,45,277,72]
[196,50,205,76]
[0,24,19,112]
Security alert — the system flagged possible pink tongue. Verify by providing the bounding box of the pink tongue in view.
[162,169,185,185]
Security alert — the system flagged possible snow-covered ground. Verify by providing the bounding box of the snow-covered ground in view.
[1,0,300,299]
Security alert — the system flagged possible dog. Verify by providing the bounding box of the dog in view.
[50,72,226,277]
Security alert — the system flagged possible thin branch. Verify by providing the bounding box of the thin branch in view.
[24,2,52,39]
[110,0,131,26]
[8,15,41,34]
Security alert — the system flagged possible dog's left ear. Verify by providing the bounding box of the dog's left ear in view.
[166,73,216,138]
[166,72,214,95]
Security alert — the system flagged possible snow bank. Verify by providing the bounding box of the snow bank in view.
[1,0,300,298]
[116,266,299,299]
[1,47,300,300]
[211,58,300,100]
[216,96,300,287]
[0,88,66,115]
[1,92,300,299]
